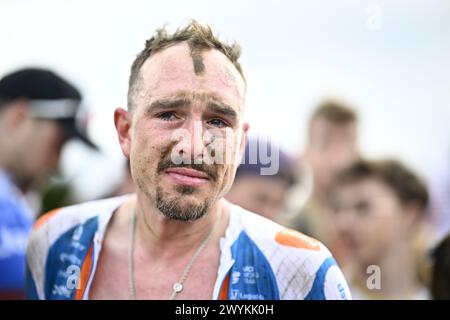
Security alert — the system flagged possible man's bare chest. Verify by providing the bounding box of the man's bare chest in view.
[89,246,221,300]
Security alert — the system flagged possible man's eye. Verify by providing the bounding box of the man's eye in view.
[208,118,228,128]
[157,112,177,121]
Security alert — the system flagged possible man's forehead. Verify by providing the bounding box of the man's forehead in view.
[138,43,245,106]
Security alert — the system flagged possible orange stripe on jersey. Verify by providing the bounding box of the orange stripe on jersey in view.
[75,244,94,300]
[275,229,321,251]
[33,208,61,230]
[218,272,230,300]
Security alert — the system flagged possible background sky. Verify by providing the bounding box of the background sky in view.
[1,0,449,200]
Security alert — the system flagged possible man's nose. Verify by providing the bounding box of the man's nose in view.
[174,118,212,162]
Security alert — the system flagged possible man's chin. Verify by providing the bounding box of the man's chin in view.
[155,187,212,221]
[158,203,210,222]
[174,184,197,195]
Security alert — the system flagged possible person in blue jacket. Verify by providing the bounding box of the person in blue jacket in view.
[0,68,97,298]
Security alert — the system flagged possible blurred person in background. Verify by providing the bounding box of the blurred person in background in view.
[430,232,450,300]
[225,139,297,223]
[287,101,359,263]
[330,159,431,299]
[427,152,450,245]
[0,68,97,299]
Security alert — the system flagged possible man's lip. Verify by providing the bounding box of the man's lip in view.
[165,167,210,179]
[164,167,210,187]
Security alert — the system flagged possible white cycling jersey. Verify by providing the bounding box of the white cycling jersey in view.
[26,195,352,300]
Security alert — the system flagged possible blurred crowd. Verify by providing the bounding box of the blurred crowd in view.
[0,67,449,300]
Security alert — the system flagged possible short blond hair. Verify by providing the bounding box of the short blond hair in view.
[127,20,244,110]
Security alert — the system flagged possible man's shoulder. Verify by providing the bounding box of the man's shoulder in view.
[25,195,130,299]
[230,203,332,262]
[35,195,128,231]
[27,195,128,257]
[226,204,351,299]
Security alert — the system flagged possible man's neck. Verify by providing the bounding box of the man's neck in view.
[130,192,227,260]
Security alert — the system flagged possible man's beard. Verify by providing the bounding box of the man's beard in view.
[155,186,212,221]
[151,144,220,221]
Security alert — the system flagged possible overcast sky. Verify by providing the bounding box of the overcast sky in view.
[1,0,449,200]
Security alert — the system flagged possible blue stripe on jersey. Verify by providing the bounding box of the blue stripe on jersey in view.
[228,231,279,300]
[25,262,39,300]
[305,256,336,300]
[44,216,98,300]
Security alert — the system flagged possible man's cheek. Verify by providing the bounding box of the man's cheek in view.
[133,154,155,181]
[218,165,235,194]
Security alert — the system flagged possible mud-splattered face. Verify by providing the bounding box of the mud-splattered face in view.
[125,43,247,221]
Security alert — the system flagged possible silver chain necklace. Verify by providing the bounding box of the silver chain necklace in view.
[128,207,222,300]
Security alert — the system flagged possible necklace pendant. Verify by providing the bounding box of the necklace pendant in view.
[173,282,183,293]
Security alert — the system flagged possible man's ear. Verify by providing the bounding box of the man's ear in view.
[114,107,132,158]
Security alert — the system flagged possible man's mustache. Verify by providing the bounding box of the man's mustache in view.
[157,158,219,182]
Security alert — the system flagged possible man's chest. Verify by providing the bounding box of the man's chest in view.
[88,247,222,300]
